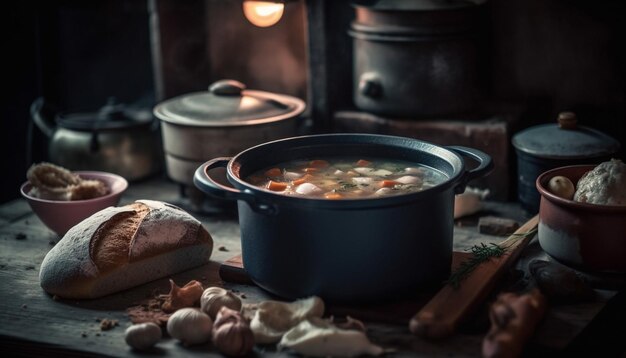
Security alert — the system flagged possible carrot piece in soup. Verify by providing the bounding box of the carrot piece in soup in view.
[324,192,343,200]
[264,168,282,177]
[380,180,399,188]
[267,180,288,191]
[309,160,330,168]
[356,159,372,167]
[292,174,313,186]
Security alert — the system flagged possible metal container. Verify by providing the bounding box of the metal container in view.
[350,0,487,118]
[31,97,163,181]
[194,134,493,302]
[154,79,306,186]
[537,165,626,273]
[512,112,620,213]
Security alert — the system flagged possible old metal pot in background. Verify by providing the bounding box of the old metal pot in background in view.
[512,112,620,213]
[153,79,306,188]
[31,97,163,181]
[350,0,488,118]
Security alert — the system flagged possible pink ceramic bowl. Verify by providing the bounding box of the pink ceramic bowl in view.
[20,171,128,236]
[536,165,626,273]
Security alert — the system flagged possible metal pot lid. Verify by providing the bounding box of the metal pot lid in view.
[154,79,306,127]
[512,112,620,159]
[352,0,487,11]
[58,97,153,131]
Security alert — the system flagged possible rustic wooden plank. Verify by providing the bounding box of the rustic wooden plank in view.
[410,216,540,338]
[0,178,616,356]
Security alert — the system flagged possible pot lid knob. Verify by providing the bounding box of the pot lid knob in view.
[209,80,246,96]
[557,111,578,130]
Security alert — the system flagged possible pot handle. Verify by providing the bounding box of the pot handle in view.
[30,97,57,138]
[446,146,494,194]
[358,72,383,99]
[193,158,278,215]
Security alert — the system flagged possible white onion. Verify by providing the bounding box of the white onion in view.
[296,183,323,195]
[396,176,422,184]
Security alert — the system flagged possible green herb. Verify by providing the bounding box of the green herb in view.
[446,243,506,289]
[336,183,357,192]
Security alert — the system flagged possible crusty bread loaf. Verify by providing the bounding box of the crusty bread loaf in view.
[39,200,213,299]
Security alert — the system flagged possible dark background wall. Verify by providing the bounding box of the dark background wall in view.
[2,0,625,203]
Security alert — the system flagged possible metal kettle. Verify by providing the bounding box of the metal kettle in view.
[31,97,163,181]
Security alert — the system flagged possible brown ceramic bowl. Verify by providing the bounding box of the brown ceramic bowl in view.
[536,165,626,273]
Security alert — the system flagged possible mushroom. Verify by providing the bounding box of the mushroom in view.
[124,322,162,350]
[166,308,213,346]
[250,296,324,344]
[278,317,383,357]
[200,287,242,320]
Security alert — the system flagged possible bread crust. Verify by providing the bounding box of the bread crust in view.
[39,200,213,299]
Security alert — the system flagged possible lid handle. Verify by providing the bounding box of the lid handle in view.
[209,80,246,96]
[557,111,577,129]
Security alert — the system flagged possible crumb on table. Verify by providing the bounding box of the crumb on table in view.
[100,319,119,331]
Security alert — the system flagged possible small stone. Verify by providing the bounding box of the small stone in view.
[81,332,87,338]
[15,233,27,240]
[478,216,520,236]
[218,245,228,252]
[240,294,247,299]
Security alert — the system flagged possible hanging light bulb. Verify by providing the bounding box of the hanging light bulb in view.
[243,1,285,27]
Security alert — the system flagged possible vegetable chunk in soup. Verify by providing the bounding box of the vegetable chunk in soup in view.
[245,158,447,199]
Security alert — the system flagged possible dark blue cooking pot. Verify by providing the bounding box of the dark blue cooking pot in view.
[194,134,492,302]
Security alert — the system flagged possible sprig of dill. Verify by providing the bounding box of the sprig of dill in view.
[446,243,506,289]
[445,228,538,289]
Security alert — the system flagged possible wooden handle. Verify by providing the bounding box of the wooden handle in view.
[409,215,539,339]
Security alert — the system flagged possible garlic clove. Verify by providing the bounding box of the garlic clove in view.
[124,322,162,350]
[200,286,242,320]
[278,318,383,357]
[166,308,213,346]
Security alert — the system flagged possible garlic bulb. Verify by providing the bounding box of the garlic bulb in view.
[212,307,255,356]
[124,322,162,350]
[200,287,242,320]
[250,296,325,344]
[278,318,383,357]
[166,308,213,346]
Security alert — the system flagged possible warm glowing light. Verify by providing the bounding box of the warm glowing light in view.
[243,1,284,27]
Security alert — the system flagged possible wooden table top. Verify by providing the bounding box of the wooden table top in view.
[0,175,622,357]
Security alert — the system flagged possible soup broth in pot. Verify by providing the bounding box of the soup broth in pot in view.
[245,157,447,199]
